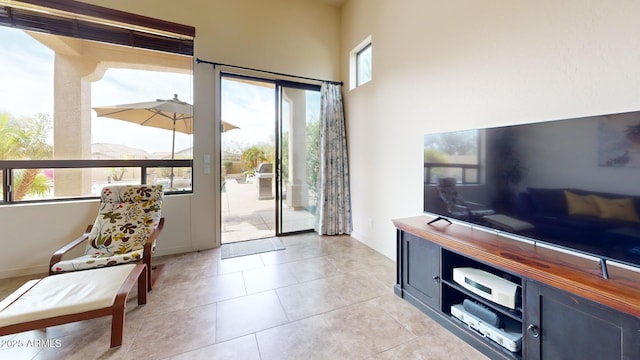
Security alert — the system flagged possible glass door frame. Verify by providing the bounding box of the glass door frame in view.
[275,80,321,236]
[219,72,277,243]
[218,71,319,240]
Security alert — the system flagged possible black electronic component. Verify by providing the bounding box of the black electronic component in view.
[463,299,503,328]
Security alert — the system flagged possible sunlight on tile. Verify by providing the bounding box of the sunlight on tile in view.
[0,233,487,360]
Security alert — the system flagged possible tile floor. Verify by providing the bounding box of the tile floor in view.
[0,233,487,360]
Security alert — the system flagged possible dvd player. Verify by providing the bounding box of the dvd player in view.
[453,267,518,309]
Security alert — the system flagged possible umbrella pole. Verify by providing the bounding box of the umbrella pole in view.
[170,117,176,189]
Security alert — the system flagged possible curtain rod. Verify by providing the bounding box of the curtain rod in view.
[195,58,343,86]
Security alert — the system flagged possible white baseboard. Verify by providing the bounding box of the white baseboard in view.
[0,246,202,280]
[0,265,49,280]
[154,245,199,257]
[349,230,367,243]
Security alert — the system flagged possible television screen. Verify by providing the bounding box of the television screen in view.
[423,111,640,268]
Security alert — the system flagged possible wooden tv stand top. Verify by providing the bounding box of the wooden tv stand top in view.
[393,215,640,318]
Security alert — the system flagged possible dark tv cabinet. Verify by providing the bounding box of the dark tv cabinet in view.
[398,232,440,310]
[394,216,640,360]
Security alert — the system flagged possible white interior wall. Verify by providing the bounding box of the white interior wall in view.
[5,0,640,277]
[0,0,340,278]
[341,0,640,259]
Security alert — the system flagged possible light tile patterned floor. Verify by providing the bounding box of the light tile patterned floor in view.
[0,233,487,360]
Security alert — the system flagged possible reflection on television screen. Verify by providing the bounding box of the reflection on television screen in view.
[424,111,640,268]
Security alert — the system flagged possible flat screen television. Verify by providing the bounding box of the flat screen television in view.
[423,110,640,269]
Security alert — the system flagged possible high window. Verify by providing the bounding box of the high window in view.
[0,0,195,203]
[356,43,372,86]
[349,36,372,89]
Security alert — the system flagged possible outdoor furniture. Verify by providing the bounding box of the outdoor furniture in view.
[255,162,274,200]
[436,177,495,220]
[50,185,164,291]
[0,264,147,348]
[93,94,192,189]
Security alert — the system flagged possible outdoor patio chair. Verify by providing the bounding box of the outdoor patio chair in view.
[436,177,495,220]
[49,184,165,291]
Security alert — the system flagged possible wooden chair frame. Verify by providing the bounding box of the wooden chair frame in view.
[0,264,147,348]
[49,218,165,291]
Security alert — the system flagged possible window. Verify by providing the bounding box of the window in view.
[424,130,480,185]
[349,36,372,89]
[0,0,195,203]
[356,43,372,86]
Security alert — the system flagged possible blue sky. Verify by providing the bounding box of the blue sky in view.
[0,26,194,154]
[0,28,55,117]
[220,77,322,155]
[0,25,320,157]
[91,69,193,153]
[221,77,276,153]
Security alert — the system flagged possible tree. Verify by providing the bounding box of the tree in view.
[0,112,53,200]
[109,168,127,181]
[281,130,289,181]
[424,148,448,163]
[12,170,50,200]
[426,130,478,156]
[306,120,320,194]
[0,113,19,160]
[424,148,449,181]
[241,145,267,172]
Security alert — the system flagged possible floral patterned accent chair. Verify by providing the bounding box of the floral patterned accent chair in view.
[49,185,165,291]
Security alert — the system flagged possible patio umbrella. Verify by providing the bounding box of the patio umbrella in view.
[222,120,239,132]
[94,94,239,188]
[93,94,192,189]
[93,93,192,155]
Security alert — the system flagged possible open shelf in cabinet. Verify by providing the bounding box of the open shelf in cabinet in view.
[449,313,523,360]
[441,248,524,358]
[441,280,523,322]
[394,217,640,360]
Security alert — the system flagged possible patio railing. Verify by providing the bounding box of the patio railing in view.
[424,162,480,185]
[0,159,193,204]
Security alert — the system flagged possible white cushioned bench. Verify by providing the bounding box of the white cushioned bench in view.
[0,263,147,348]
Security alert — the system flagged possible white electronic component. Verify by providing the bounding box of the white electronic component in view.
[451,304,522,353]
[453,267,518,309]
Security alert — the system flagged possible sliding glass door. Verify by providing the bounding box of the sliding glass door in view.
[220,75,276,243]
[277,82,321,234]
[220,74,320,242]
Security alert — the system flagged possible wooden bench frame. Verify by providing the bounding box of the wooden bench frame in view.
[0,264,147,348]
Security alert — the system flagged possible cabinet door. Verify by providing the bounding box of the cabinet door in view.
[402,232,440,309]
[524,280,640,360]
